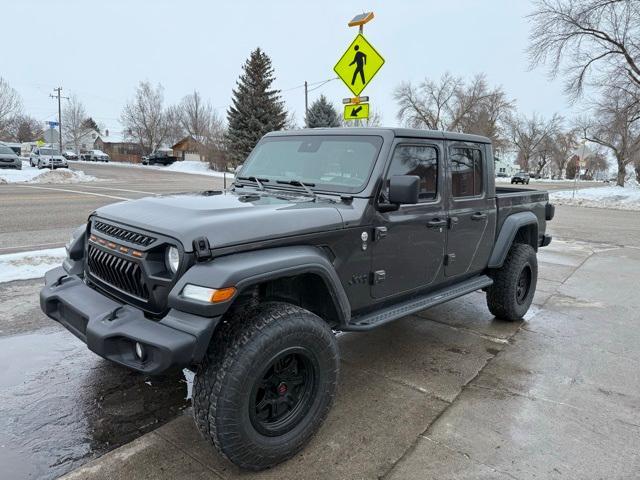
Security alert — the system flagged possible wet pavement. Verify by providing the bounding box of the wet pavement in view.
[0,326,193,480]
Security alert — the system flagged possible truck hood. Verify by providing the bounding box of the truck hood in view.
[93,190,345,251]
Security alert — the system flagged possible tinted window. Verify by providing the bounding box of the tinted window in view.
[386,145,438,201]
[0,145,14,155]
[450,147,483,197]
[240,135,383,194]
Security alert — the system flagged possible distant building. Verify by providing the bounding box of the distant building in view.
[494,152,518,177]
[63,129,101,152]
[94,130,143,163]
[172,135,205,162]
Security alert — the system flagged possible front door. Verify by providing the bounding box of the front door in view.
[371,140,447,299]
[445,142,495,277]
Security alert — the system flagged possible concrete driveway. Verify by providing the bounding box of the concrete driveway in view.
[56,237,640,480]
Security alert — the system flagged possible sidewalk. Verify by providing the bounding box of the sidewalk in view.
[61,241,640,479]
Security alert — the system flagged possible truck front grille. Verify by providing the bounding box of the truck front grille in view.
[87,244,149,299]
[93,221,156,247]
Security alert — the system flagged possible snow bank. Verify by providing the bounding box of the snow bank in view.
[28,169,98,184]
[0,162,98,184]
[550,184,640,211]
[0,248,66,283]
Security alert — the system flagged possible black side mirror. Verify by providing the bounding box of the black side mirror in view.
[388,175,420,205]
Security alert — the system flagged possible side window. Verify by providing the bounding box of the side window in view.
[450,146,483,198]
[386,144,438,201]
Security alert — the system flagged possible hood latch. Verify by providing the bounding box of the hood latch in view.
[193,236,213,261]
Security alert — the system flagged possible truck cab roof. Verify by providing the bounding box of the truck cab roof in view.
[266,127,492,144]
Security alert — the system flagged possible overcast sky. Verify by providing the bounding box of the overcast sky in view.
[3,0,580,134]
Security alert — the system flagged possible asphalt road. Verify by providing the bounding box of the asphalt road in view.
[0,162,605,254]
[0,163,227,254]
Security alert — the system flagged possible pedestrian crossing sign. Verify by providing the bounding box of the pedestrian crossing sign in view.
[334,33,385,96]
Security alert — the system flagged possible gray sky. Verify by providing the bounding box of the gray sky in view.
[3,0,578,134]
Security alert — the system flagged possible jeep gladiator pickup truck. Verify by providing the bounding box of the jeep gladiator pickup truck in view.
[40,128,554,470]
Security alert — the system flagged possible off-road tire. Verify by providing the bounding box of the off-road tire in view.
[193,301,339,470]
[486,243,537,321]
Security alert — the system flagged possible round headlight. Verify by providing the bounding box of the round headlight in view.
[166,246,180,274]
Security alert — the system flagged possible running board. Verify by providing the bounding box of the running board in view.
[343,275,493,331]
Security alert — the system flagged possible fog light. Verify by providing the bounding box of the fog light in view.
[135,342,145,360]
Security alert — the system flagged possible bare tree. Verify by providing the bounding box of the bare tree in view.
[0,77,22,137]
[394,73,514,151]
[585,149,609,178]
[578,87,640,186]
[62,95,92,153]
[6,115,44,143]
[121,81,168,153]
[507,113,562,174]
[175,90,226,164]
[528,0,640,99]
[550,129,580,177]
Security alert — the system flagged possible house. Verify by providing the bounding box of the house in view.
[94,130,143,163]
[63,129,101,153]
[494,152,518,177]
[172,135,205,162]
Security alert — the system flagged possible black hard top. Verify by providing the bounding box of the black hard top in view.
[265,127,492,144]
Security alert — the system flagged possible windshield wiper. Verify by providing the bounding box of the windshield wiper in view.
[276,179,317,199]
[236,176,268,190]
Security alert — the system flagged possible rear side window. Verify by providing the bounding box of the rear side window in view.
[450,147,483,197]
[386,144,438,201]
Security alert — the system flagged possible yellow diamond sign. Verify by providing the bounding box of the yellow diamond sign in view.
[334,33,385,96]
[344,103,369,121]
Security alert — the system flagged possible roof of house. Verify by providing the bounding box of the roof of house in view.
[96,131,135,144]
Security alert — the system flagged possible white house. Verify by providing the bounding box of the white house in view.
[494,152,519,177]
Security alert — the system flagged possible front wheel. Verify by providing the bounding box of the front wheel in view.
[486,243,537,321]
[193,302,339,470]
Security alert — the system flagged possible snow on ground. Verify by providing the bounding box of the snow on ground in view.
[72,159,234,178]
[0,248,66,283]
[549,184,640,211]
[0,161,98,184]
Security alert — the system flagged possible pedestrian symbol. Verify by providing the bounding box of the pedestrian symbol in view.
[334,34,385,96]
[344,102,369,121]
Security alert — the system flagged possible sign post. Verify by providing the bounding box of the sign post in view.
[335,12,384,123]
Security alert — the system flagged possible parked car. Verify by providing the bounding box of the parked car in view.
[29,147,68,169]
[0,142,22,170]
[81,150,110,162]
[511,171,530,184]
[63,151,79,160]
[145,149,178,166]
[41,128,554,471]
[141,155,149,165]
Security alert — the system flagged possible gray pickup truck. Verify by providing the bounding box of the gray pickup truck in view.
[41,128,553,470]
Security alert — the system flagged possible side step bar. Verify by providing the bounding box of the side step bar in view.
[343,275,493,331]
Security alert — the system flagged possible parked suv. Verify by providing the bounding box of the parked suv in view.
[29,147,68,169]
[0,143,22,170]
[81,150,110,162]
[143,149,178,166]
[41,128,554,471]
[63,151,79,160]
[511,171,530,184]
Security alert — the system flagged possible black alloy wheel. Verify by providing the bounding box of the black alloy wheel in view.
[249,348,318,437]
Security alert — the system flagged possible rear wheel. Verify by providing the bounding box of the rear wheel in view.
[486,243,537,321]
[193,301,339,470]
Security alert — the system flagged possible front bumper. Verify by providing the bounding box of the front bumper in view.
[40,267,220,374]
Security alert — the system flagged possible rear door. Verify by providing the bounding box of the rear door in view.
[371,139,447,299]
[444,142,495,277]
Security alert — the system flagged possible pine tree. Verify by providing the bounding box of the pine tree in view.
[305,95,341,128]
[226,48,287,164]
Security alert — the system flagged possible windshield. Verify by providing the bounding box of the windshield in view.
[40,148,60,155]
[239,135,383,193]
[0,145,15,155]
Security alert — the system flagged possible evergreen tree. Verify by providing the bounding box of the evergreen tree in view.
[305,95,341,128]
[81,117,100,134]
[226,48,287,164]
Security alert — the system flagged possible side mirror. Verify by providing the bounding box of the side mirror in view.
[388,175,420,205]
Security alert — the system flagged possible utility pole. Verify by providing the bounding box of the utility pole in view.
[50,87,68,154]
[304,81,308,124]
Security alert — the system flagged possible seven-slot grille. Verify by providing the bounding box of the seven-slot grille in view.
[87,244,149,299]
[93,221,156,247]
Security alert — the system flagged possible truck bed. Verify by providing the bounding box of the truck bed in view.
[495,186,550,242]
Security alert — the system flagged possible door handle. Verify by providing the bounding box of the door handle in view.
[471,212,487,221]
[427,219,447,228]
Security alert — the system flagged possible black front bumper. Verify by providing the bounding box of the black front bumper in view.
[40,267,220,374]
